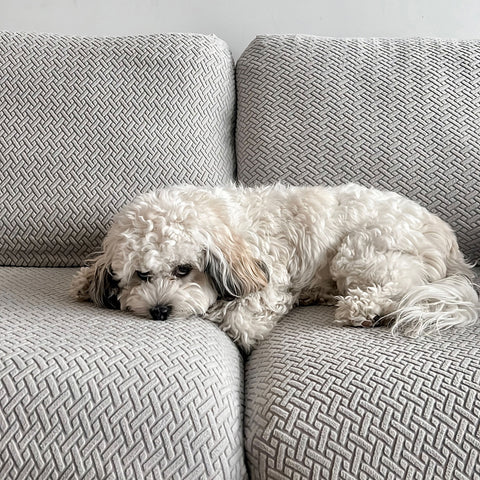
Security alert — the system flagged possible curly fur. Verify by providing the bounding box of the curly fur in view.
[70,183,479,351]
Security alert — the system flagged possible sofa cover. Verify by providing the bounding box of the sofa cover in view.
[0,32,245,479]
[0,31,235,267]
[236,35,480,261]
[1,30,480,480]
[236,35,480,480]
[245,306,480,480]
[0,268,246,479]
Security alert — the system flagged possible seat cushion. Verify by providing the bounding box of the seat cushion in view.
[245,305,480,480]
[0,31,236,267]
[236,35,480,262]
[0,267,246,479]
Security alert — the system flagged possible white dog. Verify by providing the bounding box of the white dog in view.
[70,183,478,351]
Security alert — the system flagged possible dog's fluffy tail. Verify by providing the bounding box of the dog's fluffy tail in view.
[391,274,479,337]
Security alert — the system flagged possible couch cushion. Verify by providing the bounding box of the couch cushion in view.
[0,267,246,479]
[236,35,480,262]
[0,31,235,267]
[245,305,480,479]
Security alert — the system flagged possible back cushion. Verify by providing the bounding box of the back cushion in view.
[0,31,235,266]
[236,35,480,261]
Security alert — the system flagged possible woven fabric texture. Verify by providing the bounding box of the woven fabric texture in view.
[0,31,236,267]
[245,305,480,480]
[0,267,246,479]
[236,35,480,261]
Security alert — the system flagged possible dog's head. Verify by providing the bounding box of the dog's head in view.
[70,187,269,321]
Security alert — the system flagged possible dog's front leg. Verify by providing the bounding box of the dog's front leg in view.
[206,288,294,352]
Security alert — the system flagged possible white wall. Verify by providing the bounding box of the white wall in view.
[1,0,480,59]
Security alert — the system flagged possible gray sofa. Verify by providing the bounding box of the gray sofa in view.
[0,31,479,480]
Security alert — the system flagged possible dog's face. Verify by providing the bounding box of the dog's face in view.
[72,187,269,322]
[112,241,218,322]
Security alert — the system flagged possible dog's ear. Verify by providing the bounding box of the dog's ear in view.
[70,254,121,310]
[204,232,269,301]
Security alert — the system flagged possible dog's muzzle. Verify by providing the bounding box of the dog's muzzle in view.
[150,304,172,321]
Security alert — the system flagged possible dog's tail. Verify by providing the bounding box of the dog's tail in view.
[390,271,479,337]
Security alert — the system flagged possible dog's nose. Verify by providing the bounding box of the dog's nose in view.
[149,304,172,321]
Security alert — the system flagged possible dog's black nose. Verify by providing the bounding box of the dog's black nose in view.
[149,304,172,321]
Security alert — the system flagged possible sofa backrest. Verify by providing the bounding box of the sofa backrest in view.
[236,35,480,262]
[0,31,235,267]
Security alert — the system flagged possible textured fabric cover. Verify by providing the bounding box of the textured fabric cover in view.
[236,35,480,261]
[0,268,246,479]
[245,306,480,480]
[0,31,236,267]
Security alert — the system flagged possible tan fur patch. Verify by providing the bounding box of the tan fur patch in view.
[217,231,268,295]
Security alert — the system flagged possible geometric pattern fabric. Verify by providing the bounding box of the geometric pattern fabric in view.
[245,304,480,480]
[0,32,236,266]
[0,267,246,479]
[236,35,480,262]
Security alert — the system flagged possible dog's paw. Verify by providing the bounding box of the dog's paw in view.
[70,266,93,301]
[334,309,381,328]
[334,287,391,328]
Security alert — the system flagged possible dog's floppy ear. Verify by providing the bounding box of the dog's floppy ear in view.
[70,254,121,310]
[204,231,269,301]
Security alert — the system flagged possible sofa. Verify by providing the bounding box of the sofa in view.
[0,31,479,480]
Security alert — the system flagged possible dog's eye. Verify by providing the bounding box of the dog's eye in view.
[173,264,193,278]
[136,271,152,282]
